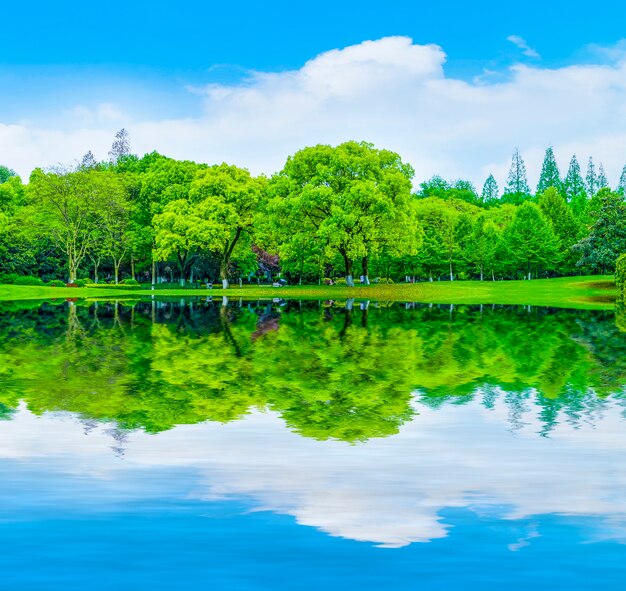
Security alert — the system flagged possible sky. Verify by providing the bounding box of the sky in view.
[3,1,626,189]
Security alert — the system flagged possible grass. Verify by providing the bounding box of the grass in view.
[0,276,618,310]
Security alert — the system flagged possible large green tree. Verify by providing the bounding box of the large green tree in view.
[271,141,420,286]
[573,189,626,273]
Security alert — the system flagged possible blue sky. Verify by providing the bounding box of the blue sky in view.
[2,1,626,186]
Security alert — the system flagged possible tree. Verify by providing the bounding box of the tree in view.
[481,174,499,204]
[573,189,626,273]
[271,141,419,286]
[0,165,16,184]
[563,155,586,202]
[188,164,266,288]
[108,129,131,164]
[80,151,98,169]
[505,202,559,279]
[100,179,131,283]
[617,165,626,195]
[503,148,531,203]
[28,167,112,282]
[538,187,581,272]
[463,213,500,280]
[537,147,562,194]
[597,163,609,190]
[586,157,598,198]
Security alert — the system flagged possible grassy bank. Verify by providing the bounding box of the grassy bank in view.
[0,276,618,310]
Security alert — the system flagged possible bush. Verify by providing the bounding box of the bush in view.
[334,277,347,285]
[73,279,86,287]
[82,277,94,285]
[47,280,66,287]
[616,253,626,296]
[0,273,21,284]
[12,276,45,286]
[377,278,395,284]
[85,283,142,290]
[121,278,140,285]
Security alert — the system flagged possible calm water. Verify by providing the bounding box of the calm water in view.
[1,298,626,590]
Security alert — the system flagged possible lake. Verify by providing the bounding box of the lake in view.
[1,298,626,590]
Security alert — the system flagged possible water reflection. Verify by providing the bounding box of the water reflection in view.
[0,299,625,440]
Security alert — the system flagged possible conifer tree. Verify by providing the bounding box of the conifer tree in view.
[618,164,626,195]
[597,163,609,190]
[108,129,131,164]
[537,147,562,194]
[586,157,598,198]
[563,155,586,202]
[503,148,531,202]
[481,174,499,204]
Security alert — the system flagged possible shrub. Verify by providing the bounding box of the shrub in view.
[85,283,142,290]
[72,279,86,287]
[13,276,45,286]
[334,277,347,285]
[47,280,66,287]
[121,278,140,285]
[616,253,626,296]
[0,273,21,284]
[82,277,94,284]
[377,278,395,284]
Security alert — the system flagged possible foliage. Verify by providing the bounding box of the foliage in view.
[573,189,626,272]
[537,147,562,194]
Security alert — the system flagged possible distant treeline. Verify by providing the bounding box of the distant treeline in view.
[0,131,625,287]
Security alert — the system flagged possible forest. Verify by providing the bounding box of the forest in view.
[1,130,625,288]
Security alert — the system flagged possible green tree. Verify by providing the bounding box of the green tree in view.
[617,164,626,195]
[538,187,581,272]
[271,141,419,286]
[586,157,598,198]
[463,213,500,280]
[573,189,626,273]
[481,174,499,204]
[563,155,586,202]
[0,165,17,184]
[505,201,559,279]
[503,148,531,203]
[597,163,609,190]
[188,164,266,288]
[28,168,114,282]
[537,147,562,194]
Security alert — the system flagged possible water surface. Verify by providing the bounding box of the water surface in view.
[1,299,625,589]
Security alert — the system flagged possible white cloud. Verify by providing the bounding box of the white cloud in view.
[1,396,626,548]
[507,35,541,59]
[2,36,626,190]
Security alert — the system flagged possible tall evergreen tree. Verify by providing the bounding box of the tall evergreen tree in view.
[503,148,531,202]
[80,151,97,169]
[563,155,586,202]
[586,157,598,198]
[597,163,609,189]
[481,174,499,204]
[537,147,562,194]
[618,164,626,195]
[108,129,131,164]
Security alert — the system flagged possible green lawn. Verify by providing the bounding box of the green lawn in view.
[0,276,618,310]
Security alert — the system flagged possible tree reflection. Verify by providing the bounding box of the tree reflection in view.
[0,299,625,442]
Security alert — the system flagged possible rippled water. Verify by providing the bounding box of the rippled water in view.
[1,298,626,589]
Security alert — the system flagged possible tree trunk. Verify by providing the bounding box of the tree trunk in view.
[361,256,370,285]
[220,259,229,289]
[480,265,484,282]
[151,259,156,290]
[131,255,135,281]
[449,260,454,282]
[340,250,354,287]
